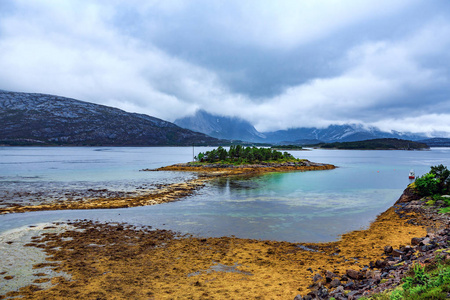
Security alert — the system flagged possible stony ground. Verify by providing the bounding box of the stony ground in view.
[296,201,450,299]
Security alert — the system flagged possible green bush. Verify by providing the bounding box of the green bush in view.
[195,146,297,164]
[414,173,440,196]
[430,164,450,194]
[414,165,450,197]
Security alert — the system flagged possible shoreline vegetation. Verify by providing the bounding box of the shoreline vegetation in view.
[1,150,449,299]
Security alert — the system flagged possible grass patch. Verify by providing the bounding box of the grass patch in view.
[438,207,450,213]
[361,259,450,299]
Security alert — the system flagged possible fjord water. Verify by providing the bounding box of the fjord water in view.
[1,147,450,242]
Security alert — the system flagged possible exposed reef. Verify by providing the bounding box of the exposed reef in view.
[0,160,334,214]
[149,160,335,175]
[0,178,210,214]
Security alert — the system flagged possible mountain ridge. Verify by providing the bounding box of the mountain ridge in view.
[0,91,223,146]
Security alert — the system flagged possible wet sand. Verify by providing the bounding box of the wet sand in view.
[1,202,432,299]
[0,160,334,215]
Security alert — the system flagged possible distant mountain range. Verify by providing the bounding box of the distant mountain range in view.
[174,110,428,144]
[0,91,222,146]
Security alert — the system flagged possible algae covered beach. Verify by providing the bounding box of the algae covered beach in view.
[0,206,430,299]
[1,147,450,299]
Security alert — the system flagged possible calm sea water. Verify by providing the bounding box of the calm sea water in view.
[1,147,449,242]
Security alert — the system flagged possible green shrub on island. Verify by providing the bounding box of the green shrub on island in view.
[194,145,297,164]
[414,164,450,196]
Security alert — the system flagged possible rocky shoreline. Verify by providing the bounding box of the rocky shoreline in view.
[149,160,335,173]
[294,187,450,300]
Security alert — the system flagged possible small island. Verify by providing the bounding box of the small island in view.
[153,145,334,175]
[311,138,429,150]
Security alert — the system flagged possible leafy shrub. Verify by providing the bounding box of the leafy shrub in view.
[430,164,450,194]
[403,264,429,289]
[195,146,297,164]
[415,173,440,196]
[439,207,450,213]
[414,165,450,197]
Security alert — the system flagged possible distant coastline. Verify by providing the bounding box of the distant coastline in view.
[309,138,429,150]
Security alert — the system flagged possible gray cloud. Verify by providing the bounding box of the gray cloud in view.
[0,0,449,136]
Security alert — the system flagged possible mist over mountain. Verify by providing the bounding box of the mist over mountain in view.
[174,110,266,142]
[175,111,427,144]
[0,91,222,146]
[264,125,426,144]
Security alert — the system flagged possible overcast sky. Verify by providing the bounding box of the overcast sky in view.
[1,0,449,135]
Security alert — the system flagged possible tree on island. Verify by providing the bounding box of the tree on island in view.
[194,145,296,164]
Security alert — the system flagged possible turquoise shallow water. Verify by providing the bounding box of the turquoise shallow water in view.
[1,147,450,242]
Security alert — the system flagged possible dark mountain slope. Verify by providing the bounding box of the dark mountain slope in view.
[0,91,222,146]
